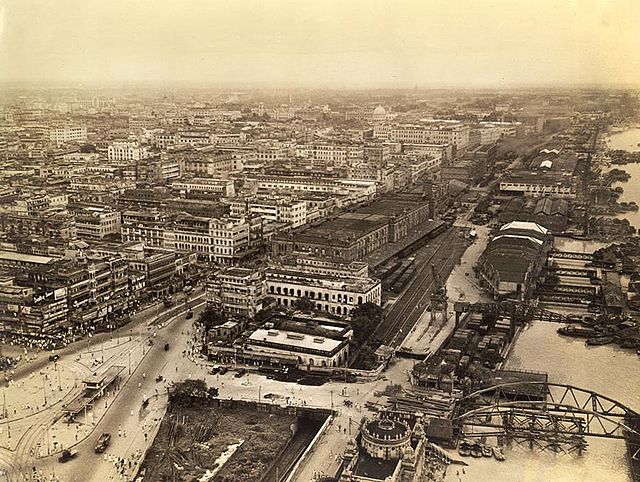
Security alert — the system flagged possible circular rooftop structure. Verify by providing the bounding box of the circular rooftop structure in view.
[361,418,412,460]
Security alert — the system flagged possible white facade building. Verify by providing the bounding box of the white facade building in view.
[49,126,87,145]
[108,141,149,161]
[265,267,381,317]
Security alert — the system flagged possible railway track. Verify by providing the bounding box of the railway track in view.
[375,228,464,345]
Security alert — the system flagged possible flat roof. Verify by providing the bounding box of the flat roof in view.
[248,328,344,354]
[83,365,125,387]
[0,250,57,265]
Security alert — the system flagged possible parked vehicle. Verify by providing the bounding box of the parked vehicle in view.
[234,368,246,378]
[155,375,163,382]
[186,310,193,319]
[48,354,59,362]
[58,449,78,463]
[209,366,220,375]
[218,366,228,375]
[94,433,111,453]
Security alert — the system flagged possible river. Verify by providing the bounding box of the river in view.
[446,322,640,482]
[607,127,640,228]
[441,129,640,482]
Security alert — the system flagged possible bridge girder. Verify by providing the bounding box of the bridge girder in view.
[453,382,639,441]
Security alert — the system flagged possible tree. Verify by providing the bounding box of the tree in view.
[198,305,227,329]
[293,297,316,312]
[349,302,383,344]
[80,143,96,153]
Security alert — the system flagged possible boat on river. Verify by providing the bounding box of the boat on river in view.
[557,326,596,338]
[586,336,615,346]
[458,441,471,457]
[471,444,483,458]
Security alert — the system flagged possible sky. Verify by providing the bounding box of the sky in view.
[0,0,638,88]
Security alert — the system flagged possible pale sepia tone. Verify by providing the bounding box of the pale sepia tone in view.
[0,1,639,482]
[1,0,639,87]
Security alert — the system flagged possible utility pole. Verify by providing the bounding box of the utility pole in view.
[56,363,62,391]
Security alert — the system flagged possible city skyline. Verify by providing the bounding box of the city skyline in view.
[0,0,638,89]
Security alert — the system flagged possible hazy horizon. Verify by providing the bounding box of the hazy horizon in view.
[0,0,638,89]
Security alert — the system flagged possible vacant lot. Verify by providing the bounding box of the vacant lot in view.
[141,402,296,482]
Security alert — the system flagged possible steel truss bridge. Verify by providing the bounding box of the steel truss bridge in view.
[453,301,569,326]
[452,382,640,457]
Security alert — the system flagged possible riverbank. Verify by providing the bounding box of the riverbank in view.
[606,128,640,228]
[445,322,639,482]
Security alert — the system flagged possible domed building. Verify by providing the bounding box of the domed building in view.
[339,416,428,482]
[372,105,388,123]
[361,418,412,460]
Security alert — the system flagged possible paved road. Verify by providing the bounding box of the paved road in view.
[55,303,205,482]
[0,292,204,482]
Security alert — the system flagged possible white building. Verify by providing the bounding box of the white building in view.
[230,196,307,228]
[171,178,236,197]
[374,122,470,151]
[108,141,149,161]
[247,328,350,367]
[74,207,122,239]
[49,126,87,145]
[265,267,381,317]
[206,267,265,317]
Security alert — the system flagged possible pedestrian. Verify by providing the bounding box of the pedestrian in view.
[144,432,148,441]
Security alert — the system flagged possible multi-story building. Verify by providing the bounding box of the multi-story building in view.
[49,126,87,145]
[72,206,122,239]
[266,266,381,316]
[135,155,181,183]
[272,194,432,260]
[181,149,235,177]
[206,267,265,317]
[285,255,369,278]
[230,196,307,228]
[107,141,149,161]
[374,122,470,151]
[296,142,363,166]
[246,175,378,205]
[171,178,236,198]
[0,212,77,240]
[0,282,68,335]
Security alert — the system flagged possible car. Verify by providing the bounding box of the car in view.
[94,433,111,453]
[186,310,193,319]
[218,366,228,375]
[234,368,246,378]
[58,449,78,463]
[156,375,163,382]
[209,366,220,375]
[49,354,59,362]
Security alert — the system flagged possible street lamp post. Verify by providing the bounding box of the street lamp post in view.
[42,374,47,406]
[56,363,62,391]
[128,351,131,375]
